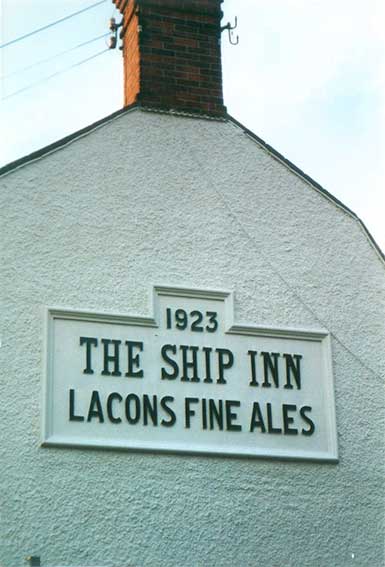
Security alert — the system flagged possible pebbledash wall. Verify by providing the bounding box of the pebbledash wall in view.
[1,107,384,567]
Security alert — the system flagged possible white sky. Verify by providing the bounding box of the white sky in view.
[1,0,384,253]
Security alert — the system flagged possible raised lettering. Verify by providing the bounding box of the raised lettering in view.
[261,352,280,388]
[125,341,144,378]
[101,339,122,376]
[282,404,298,435]
[69,389,84,422]
[79,336,98,374]
[216,348,233,384]
[107,392,123,424]
[87,390,104,422]
[300,406,315,436]
[161,344,179,380]
[180,345,200,382]
[185,397,199,428]
[160,396,176,427]
[283,354,302,390]
[250,401,266,433]
[225,400,242,431]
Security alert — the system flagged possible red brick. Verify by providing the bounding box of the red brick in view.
[113,0,225,115]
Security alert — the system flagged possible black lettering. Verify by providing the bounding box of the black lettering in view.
[202,346,213,383]
[206,311,218,333]
[160,396,176,427]
[69,389,84,421]
[125,394,141,424]
[249,402,266,432]
[261,352,280,388]
[87,390,104,422]
[216,348,233,384]
[180,345,200,382]
[300,406,315,436]
[266,402,282,433]
[225,400,242,431]
[107,392,122,424]
[282,404,298,435]
[175,309,188,330]
[202,398,208,429]
[185,397,199,428]
[208,398,224,430]
[125,341,144,378]
[190,310,204,332]
[143,394,158,426]
[248,350,259,386]
[166,307,172,329]
[283,354,302,390]
[161,344,179,379]
[79,336,98,374]
[101,339,122,376]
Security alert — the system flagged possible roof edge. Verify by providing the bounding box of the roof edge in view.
[226,114,385,263]
[1,106,383,263]
[0,103,140,177]
[0,103,225,177]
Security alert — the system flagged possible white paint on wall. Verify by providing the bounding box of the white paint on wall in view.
[1,109,384,567]
[43,286,338,461]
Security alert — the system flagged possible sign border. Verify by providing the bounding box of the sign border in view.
[42,285,338,462]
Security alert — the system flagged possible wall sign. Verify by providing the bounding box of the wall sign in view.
[43,286,338,461]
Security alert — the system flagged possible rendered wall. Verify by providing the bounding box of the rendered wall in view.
[1,109,384,567]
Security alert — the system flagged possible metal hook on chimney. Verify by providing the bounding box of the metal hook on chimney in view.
[108,17,123,49]
[26,557,40,567]
[221,16,239,46]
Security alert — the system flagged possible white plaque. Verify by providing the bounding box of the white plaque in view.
[43,285,338,461]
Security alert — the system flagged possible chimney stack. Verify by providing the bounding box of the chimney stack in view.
[112,0,226,116]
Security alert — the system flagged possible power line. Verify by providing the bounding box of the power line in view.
[0,0,107,50]
[2,48,110,101]
[1,33,110,80]
[180,129,382,382]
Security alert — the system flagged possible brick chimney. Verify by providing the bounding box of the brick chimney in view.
[112,0,226,116]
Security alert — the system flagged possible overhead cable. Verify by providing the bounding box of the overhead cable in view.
[179,128,381,381]
[2,49,110,100]
[1,33,110,80]
[0,0,107,49]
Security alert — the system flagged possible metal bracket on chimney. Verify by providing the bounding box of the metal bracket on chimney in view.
[108,17,123,49]
[26,557,40,567]
[117,3,139,51]
[221,16,239,45]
